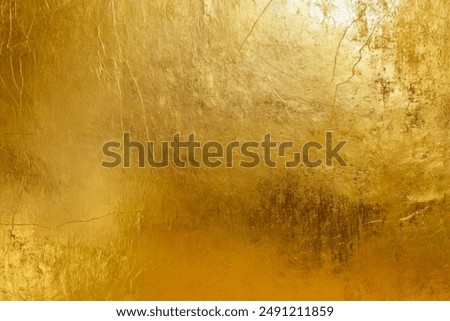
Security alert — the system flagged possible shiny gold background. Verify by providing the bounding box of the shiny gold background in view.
[0,0,449,300]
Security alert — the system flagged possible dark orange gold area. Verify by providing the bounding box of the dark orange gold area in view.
[0,0,449,300]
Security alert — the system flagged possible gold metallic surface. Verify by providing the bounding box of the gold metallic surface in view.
[0,0,449,300]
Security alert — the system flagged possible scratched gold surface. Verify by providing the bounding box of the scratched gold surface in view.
[0,0,449,300]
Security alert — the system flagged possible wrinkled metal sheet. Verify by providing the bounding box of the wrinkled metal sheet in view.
[0,0,448,300]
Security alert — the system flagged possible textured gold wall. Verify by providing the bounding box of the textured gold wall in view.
[0,0,449,300]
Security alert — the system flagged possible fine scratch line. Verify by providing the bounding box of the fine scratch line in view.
[236,0,274,57]
[328,2,396,127]
[0,210,144,230]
